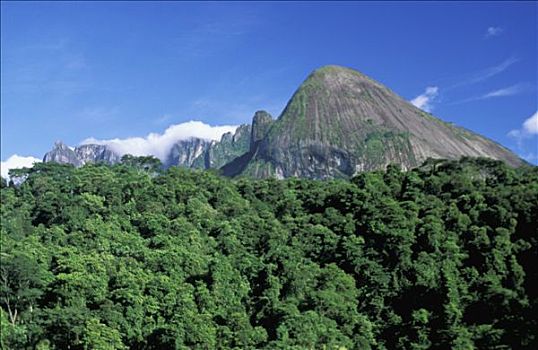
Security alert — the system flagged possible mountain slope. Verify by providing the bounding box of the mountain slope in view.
[220,111,274,177]
[205,124,252,168]
[238,65,523,179]
[43,142,121,166]
[42,65,524,178]
[166,138,211,168]
[165,124,252,169]
[43,124,252,170]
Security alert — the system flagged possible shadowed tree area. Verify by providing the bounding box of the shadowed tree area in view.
[1,157,537,349]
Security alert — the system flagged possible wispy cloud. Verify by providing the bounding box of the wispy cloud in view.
[472,56,518,82]
[76,106,120,123]
[411,56,521,111]
[81,121,238,161]
[188,96,285,123]
[410,86,439,112]
[170,14,257,60]
[15,38,69,53]
[485,26,504,38]
[450,83,531,105]
[523,111,538,134]
[508,111,538,152]
[64,54,87,70]
[521,153,538,163]
[2,38,90,96]
[154,114,173,125]
[481,84,525,99]
[1,155,41,178]
[447,56,519,89]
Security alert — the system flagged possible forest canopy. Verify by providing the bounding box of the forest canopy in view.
[1,157,537,349]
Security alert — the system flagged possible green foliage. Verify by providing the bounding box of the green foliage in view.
[120,155,162,173]
[1,158,536,349]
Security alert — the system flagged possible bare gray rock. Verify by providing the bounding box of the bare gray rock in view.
[239,65,524,179]
[167,138,211,168]
[43,141,83,166]
[43,142,121,167]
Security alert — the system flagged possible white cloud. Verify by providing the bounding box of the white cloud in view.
[450,83,530,105]
[1,155,41,178]
[523,111,538,134]
[77,106,119,122]
[508,111,538,151]
[81,120,238,161]
[481,84,524,99]
[447,57,518,90]
[415,56,519,109]
[522,152,538,163]
[486,26,504,38]
[465,56,517,85]
[507,129,521,139]
[410,86,439,112]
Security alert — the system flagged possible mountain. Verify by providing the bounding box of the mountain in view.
[43,123,253,170]
[230,65,524,179]
[42,65,524,178]
[164,124,251,169]
[221,111,274,177]
[43,141,121,166]
[43,141,83,166]
[250,110,274,149]
[205,124,252,168]
[75,144,122,164]
[166,138,211,168]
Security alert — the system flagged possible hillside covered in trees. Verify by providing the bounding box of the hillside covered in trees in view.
[1,158,537,349]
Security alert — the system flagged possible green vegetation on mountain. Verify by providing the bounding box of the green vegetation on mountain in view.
[206,124,252,169]
[248,65,524,179]
[250,111,274,149]
[42,66,524,180]
[1,157,536,349]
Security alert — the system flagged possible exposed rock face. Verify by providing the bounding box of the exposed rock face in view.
[220,112,274,177]
[75,144,122,164]
[206,124,251,169]
[43,142,122,167]
[43,123,252,170]
[43,65,524,178]
[250,111,273,149]
[165,124,251,169]
[167,138,211,168]
[235,65,524,179]
[43,141,82,166]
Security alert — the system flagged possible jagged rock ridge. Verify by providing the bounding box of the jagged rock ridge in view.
[43,122,254,170]
[43,65,524,178]
[164,124,252,169]
[43,142,121,166]
[166,138,211,168]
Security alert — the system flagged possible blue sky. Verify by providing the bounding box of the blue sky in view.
[1,1,537,170]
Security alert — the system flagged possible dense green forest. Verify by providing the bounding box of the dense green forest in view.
[1,157,537,349]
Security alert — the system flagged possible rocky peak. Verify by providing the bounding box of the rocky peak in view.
[220,132,234,143]
[234,124,251,142]
[53,140,71,150]
[205,124,251,169]
[42,65,524,179]
[75,144,122,165]
[43,142,121,167]
[43,141,82,166]
[309,65,381,86]
[242,65,524,179]
[250,111,273,151]
[167,138,211,168]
